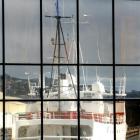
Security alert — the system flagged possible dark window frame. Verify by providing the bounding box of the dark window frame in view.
[1,0,139,139]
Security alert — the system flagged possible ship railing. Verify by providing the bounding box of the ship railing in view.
[16,111,125,124]
[126,126,140,139]
[80,112,124,124]
[15,135,93,140]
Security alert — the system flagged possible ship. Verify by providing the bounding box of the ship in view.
[3,74,127,140]
[2,0,127,139]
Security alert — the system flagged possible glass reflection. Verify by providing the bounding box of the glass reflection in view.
[116,67,140,99]
[43,0,77,64]
[116,101,140,140]
[0,0,2,62]
[43,101,78,139]
[80,66,112,99]
[5,0,40,63]
[79,0,112,64]
[0,66,2,99]
[80,101,113,139]
[5,66,40,99]
[5,101,41,139]
[115,0,140,64]
[116,101,127,140]
[43,66,77,99]
[0,102,2,140]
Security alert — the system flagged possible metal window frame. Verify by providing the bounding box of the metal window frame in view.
[1,0,140,140]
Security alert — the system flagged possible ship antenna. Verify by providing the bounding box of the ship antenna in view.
[96,38,102,82]
[45,0,77,111]
[56,0,59,17]
[97,38,102,64]
[122,68,126,95]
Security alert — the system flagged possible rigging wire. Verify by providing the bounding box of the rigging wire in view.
[97,38,102,64]
[60,22,77,98]
[45,0,77,99]
[96,31,102,82]
[80,44,88,90]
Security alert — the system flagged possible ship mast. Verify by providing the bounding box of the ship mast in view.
[45,0,76,111]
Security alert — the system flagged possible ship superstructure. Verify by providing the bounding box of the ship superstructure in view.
[5,75,127,140]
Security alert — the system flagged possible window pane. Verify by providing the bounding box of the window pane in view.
[43,0,77,64]
[116,101,127,140]
[43,101,78,139]
[5,0,40,63]
[5,66,40,100]
[115,0,140,64]
[80,66,113,99]
[79,0,112,64]
[0,102,2,140]
[116,66,140,99]
[6,101,41,139]
[116,101,140,140]
[80,101,113,139]
[0,66,2,99]
[43,66,77,99]
[0,0,2,62]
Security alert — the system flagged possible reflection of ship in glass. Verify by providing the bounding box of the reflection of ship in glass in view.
[0,75,127,139]
[2,0,127,139]
[7,77,126,140]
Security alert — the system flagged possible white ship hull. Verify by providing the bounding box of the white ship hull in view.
[13,119,127,140]
[92,122,127,140]
[2,69,128,140]
[6,110,126,140]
